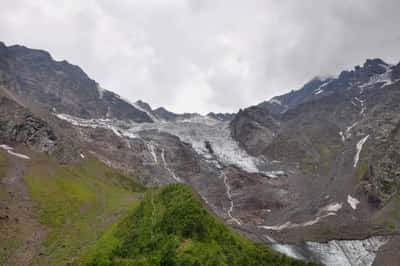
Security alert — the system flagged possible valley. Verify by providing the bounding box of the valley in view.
[1,42,400,265]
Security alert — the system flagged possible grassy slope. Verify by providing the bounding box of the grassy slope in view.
[24,155,145,266]
[77,184,312,266]
[0,150,13,263]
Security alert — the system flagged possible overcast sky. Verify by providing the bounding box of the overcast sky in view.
[1,0,400,113]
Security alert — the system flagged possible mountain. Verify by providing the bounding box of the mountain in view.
[0,42,154,123]
[77,184,310,266]
[258,58,397,116]
[1,41,400,265]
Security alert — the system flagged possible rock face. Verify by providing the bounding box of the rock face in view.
[258,59,396,116]
[0,42,153,123]
[233,58,400,209]
[0,94,79,162]
[1,42,400,265]
[230,106,278,155]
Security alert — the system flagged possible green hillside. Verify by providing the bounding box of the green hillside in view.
[77,184,311,266]
[24,155,146,266]
[0,151,311,266]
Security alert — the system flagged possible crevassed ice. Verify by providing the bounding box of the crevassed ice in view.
[306,236,388,266]
[56,113,265,174]
[266,235,388,266]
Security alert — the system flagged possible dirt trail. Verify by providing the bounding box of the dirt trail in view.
[0,153,46,266]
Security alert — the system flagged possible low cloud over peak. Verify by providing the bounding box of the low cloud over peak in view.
[1,0,399,113]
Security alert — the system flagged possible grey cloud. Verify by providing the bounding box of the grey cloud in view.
[0,0,399,113]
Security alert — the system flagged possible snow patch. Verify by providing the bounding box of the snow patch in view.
[339,131,345,143]
[354,135,369,168]
[264,170,286,178]
[113,94,159,122]
[345,121,358,139]
[360,68,393,89]
[321,202,343,212]
[314,88,324,95]
[259,202,342,231]
[0,144,13,150]
[313,79,333,95]
[130,101,159,122]
[269,98,282,105]
[354,97,367,115]
[0,144,30,160]
[55,114,137,139]
[347,195,360,210]
[80,153,85,159]
[96,84,105,99]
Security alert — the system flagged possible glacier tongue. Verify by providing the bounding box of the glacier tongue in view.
[265,236,388,266]
[55,113,269,175]
[306,236,388,266]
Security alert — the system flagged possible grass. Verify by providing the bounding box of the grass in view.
[355,162,369,181]
[24,155,145,266]
[0,150,7,200]
[76,184,313,266]
[381,195,400,232]
[0,150,12,263]
[0,70,7,83]
[300,143,341,175]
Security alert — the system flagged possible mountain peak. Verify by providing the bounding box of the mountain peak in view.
[363,58,388,68]
[135,100,153,112]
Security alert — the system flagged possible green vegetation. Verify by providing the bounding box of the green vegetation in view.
[355,162,369,181]
[300,143,341,175]
[383,195,400,232]
[0,150,7,200]
[316,144,340,171]
[0,70,6,83]
[77,184,312,266]
[25,155,145,266]
[0,150,11,263]
[300,154,316,174]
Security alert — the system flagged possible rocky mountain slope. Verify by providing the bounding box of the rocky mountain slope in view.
[77,184,309,266]
[1,41,400,265]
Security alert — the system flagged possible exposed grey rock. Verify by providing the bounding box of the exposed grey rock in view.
[0,43,153,123]
[0,95,79,162]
